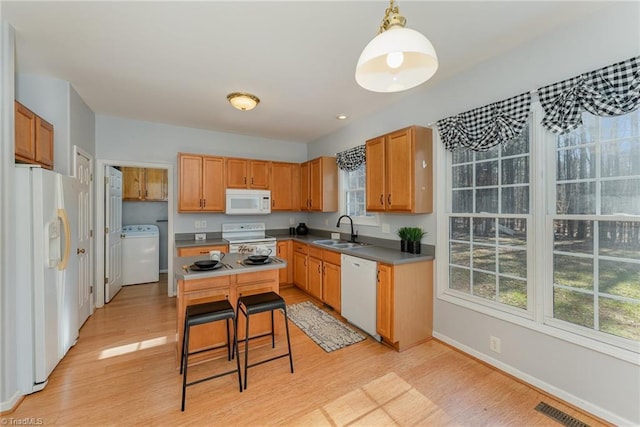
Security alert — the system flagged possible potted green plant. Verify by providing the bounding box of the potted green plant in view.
[405,227,427,254]
[396,227,411,252]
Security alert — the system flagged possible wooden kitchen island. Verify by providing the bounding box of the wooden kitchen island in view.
[174,253,286,367]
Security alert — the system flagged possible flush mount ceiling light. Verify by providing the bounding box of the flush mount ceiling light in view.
[355,0,438,93]
[227,92,260,111]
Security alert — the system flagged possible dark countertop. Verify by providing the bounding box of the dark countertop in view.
[272,233,434,265]
[175,253,286,280]
[174,232,434,266]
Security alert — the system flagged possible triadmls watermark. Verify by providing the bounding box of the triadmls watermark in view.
[0,418,44,425]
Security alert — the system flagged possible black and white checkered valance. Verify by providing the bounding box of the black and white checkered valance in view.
[538,56,640,134]
[336,145,366,171]
[437,92,531,152]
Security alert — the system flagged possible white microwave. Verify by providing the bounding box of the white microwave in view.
[225,189,271,215]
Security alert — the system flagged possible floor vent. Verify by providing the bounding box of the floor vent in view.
[535,402,590,427]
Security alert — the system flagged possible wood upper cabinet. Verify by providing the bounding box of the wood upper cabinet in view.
[226,158,269,189]
[15,101,54,170]
[271,162,300,211]
[122,167,168,201]
[178,153,225,212]
[366,126,433,213]
[276,240,292,285]
[376,260,434,351]
[300,156,338,212]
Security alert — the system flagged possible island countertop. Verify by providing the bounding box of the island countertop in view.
[175,252,286,280]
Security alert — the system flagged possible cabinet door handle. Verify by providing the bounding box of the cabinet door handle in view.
[243,177,247,184]
[251,177,254,185]
[203,199,206,208]
[322,265,325,274]
[387,194,391,206]
[145,190,148,197]
[379,194,384,205]
[377,270,380,282]
[272,199,275,207]
[318,265,321,274]
[199,199,202,208]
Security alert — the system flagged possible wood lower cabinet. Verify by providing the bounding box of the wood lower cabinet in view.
[307,247,323,300]
[15,101,54,170]
[292,242,308,291]
[366,126,433,213]
[178,153,225,212]
[300,156,338,212]
[271,162,299,211]
[276,240,292,285]
[176,269,279,367]
[299,245,341,312]
[376,260,433,351]
[176,244,228,257]
[321,250,341,313]
[226,158,270,189]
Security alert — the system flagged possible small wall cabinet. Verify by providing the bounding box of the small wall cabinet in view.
[270,162,300,211]
[14,101,54,170]
[178,153,225,212]
[366,126,433,213]
[123,167,168,201]
[299,156,338,212]
[226,158,270,189]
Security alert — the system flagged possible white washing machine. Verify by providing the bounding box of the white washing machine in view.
[122,225,159,285]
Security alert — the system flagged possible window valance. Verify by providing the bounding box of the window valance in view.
[437,92,531,152]
[538,56,640,134]
[336,145,366,171]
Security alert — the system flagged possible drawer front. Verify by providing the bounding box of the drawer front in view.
[308,246,323,259]
[177,244,227,257]
[293,242,308,255]
[180,275,230,293]
[323,249,341,265]
[236,269,278,285]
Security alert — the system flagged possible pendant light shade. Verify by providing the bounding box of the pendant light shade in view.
[355,1,438,93]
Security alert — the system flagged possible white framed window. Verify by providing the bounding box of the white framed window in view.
[545,110,640,346]
[441,106,640,356]
[340,165,379,226]
[447,123,532,314]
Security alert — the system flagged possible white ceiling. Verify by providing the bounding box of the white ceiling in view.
[2,1,611,143]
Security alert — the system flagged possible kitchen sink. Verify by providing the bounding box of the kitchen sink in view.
[312,239,369,249]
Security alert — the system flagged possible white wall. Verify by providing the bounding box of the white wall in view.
[96,115,309,233]
[0,20,21,413]
[309,2,640,424]
[69,86,95,158]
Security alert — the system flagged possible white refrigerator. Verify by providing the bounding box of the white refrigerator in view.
[15,165,79,394]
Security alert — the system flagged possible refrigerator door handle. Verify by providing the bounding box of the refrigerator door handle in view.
[57,208,71,271]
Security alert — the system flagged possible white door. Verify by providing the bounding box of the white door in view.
[105,166,123,303]
[75,151,92,326]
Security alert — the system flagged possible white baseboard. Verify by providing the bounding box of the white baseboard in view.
[0,389,23,413]
[432,332,632,427]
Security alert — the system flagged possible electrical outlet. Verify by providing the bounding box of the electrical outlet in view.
[381,223,390,233]
[490,336,501,353]
[194,220,200,229]
[195,233,206,241]
[331,232,340,240]
[324,219,329,225]
[289,217,295,226]
[201,220,206,228]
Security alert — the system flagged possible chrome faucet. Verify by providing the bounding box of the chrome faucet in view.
[336,215,358,243]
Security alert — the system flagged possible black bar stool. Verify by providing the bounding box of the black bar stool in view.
[236,291,294,390]
[180,300,242,411]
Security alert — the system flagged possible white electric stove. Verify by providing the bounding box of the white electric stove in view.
[222,223,277,255]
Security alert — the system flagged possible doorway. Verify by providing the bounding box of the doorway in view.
[94,159,175,308]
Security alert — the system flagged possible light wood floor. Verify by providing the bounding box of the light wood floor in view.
[3,276,607,426]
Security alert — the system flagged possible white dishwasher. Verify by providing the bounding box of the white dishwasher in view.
[341,254,380,341]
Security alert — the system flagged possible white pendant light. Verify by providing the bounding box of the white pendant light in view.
[355,0,438,93]
[227,92,260,111]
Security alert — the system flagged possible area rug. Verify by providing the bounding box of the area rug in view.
[286,301,366,352]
